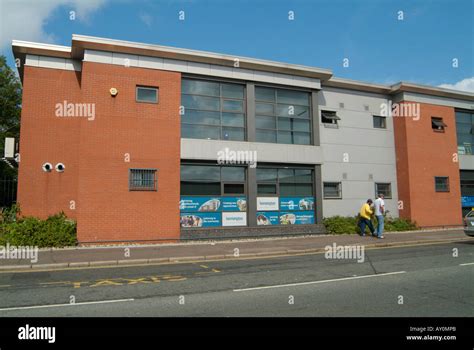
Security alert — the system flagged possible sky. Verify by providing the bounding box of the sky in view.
[0,0,473,91]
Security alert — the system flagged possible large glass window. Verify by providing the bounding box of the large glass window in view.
[456,110,474,155]
[257,167,313,195]
[180,164,246,195]
[180,164,247,228]
[255,87,311,145]
[181,79,246,141]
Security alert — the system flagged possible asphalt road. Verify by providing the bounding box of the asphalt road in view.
[0,241,473,317]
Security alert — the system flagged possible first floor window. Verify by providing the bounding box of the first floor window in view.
[136,86,158,103]
[321,110,340,125]
[255,86,312,145]
[181,79,246,141]
[129,169,157,191]
[431,117,446,132]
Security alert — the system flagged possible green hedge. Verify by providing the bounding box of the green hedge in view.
[323,215,418,235]
[0,207,77,247]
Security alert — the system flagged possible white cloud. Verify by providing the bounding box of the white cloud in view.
[0,0,107,49]
[438,77,474,93]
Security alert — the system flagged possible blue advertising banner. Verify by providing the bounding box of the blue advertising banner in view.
[279,211,315,225]
[180,212,222,227]
[221,197,247,212]
[180,197,247,213]
[256,212,280,225]
[280,197,315,211]
[179,197,221,212]
[461,196,474,207]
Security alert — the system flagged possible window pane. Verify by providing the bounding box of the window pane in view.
[295,169,313,183]
[182,124,220,140]
[256,103,275,115]
[278,118,310,132]
[222,113,245,127]
[255,87,276,102]
[136,87,157,103]
[223,99,244,112]
[435,177,449,192]
[257,184,277,194]
[182,79,219,96]
[293,119,310,132]
[276,104,310,118]
[181,165,220,181]
[222,127,245,141]
[277,131,292,144]
[181,182,220,195]
[257,168,278,182]
[373,116,386,129]
[221,83,244,99]
[256,129,277,143]
[293,132,311,145]
[276,89,309,106]
[280,183,313,196]
[223,183,245,194]
[456,112,472,124]
[256,116,276,129]
[456,123,472,134]
[181,110,221,125]
[182,95,220,111]
[222,167,245,181]
[278,169,295,183]
[278,117,291,131]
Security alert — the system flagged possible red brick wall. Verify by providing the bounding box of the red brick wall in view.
[18,62,182,243]
[394,101,462,227]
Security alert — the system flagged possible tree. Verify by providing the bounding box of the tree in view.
[0,55,22,178]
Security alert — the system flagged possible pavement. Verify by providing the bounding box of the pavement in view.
[0,240,472,316]
[0,228,470,271]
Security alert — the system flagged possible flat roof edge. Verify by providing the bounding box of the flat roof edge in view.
[71,34,333,80]
[10,36,474,102]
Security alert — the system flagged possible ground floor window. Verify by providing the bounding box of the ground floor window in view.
[180,164,247,228]
[256,166,315,225]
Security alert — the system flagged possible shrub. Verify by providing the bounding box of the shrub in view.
[323,215,360,234]
[324,215,418,235]
[0,212,77,247]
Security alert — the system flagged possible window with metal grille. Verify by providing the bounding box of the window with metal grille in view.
[323,182,342,199]
[129,169,157,191]
[435,177,449,192]
[375,183,392,199]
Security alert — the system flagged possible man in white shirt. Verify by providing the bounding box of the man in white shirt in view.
[373,194,385,239]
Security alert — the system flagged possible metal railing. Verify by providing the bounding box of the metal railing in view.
[0,178,17,208]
